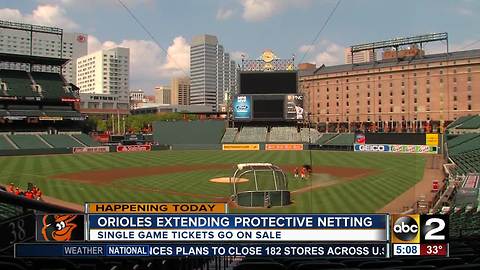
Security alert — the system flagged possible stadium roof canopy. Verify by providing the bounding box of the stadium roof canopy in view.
[0,53,69,66]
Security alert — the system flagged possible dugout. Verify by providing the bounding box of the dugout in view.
[231,163,291,208]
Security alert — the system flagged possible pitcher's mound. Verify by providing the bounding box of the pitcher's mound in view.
[209,177,249,183]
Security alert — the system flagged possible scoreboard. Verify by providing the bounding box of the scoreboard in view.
[234,71,304,122]
[233,94,304,122]
[13,203,450,258]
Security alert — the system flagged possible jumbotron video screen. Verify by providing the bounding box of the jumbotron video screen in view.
[239,72,297,94]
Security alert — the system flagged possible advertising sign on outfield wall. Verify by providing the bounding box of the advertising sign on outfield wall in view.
[354,144,437,154]
[354,144,390,152]
[116,144,152,152]
[73,146,110,154]
[265,144,304,151]
[222,144,260,151]
[425,133,439,146]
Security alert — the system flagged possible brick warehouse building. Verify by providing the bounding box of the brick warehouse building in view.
[299,49,480,133]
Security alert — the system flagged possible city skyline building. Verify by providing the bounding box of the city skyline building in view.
[190,34,237,111]
[171,76,191,105]
[76,47,130,101]
[155,85,172,105]
[0,20,88,84]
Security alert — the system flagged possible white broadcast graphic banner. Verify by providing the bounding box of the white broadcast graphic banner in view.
[88,229,387,242]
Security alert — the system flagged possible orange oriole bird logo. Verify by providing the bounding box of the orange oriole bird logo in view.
[41,214,78,241]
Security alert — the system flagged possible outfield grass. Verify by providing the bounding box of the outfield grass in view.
[0,150,425,213]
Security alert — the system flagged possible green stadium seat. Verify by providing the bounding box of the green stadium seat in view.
[0,69,37,97]
[316,133,337,145]
[8,134,51,149]
[0,135,17,150]
[448,115,476,129]
[236,127,267,142]
[447,134,480,149]
[30,72,73,99]
[221,128,238,143]
[324,133,354,146]
[269,127,299,142]
[300,128,321,143]
[40,134,84,148]
[72,134,101,147]
[457,117,480,129]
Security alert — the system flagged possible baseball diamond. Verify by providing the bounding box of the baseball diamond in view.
[0,150,428,213]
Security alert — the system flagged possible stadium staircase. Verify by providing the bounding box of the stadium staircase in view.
[36,135,54,148]
[30,72,70,98]
[316,133,338,145]
[0,134,97,150]
[40,134,84,148]
[0,135,18,150]
[300,128,321,143]
[72,134,101,147]
[69,135,88,147]
[324,133,355,146]
[0,70,38,97]
[221,128,238,143]
[265,130,271,142]
[7,134,51,149]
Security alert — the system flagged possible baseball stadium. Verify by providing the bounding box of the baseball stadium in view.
[1,21,480,270]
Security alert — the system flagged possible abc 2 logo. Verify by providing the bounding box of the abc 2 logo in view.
[391,214,449,244]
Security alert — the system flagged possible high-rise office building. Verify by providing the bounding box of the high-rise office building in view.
[344,47,376,64]
[76,47,130,101]
[155,85,172,105]
[171,77,190,105]
[190,34,237,111]
[0,20,88,83]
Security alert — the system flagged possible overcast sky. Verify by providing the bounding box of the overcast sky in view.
[1,0,479,94]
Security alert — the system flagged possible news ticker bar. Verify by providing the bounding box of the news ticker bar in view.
[15,243,389,258]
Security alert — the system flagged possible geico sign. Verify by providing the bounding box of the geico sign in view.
[354,144,390,152]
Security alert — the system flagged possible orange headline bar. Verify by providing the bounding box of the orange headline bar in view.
[86,203,227,214]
